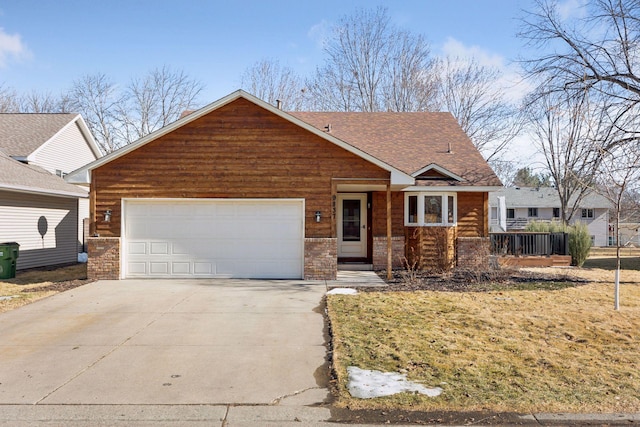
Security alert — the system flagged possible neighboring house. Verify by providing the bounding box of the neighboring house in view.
[66,90,502,280]
[612,223,640,247]
[489,187,611,247]
[0,114,102,269]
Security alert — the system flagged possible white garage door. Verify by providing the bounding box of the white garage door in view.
[123,199,304,279]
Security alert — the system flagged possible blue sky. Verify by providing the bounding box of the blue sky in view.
[0,0,533,103]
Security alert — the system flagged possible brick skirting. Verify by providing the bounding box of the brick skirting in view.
[88,237,120,280]
[304,237,337,280]
[372,236,405,270]
[457,237,490,270]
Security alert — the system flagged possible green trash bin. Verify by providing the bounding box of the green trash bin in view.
[0,242,19,279]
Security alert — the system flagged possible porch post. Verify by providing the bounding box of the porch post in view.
[386,183,392,280]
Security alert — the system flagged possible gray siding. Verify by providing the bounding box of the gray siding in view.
[0,190,78,270]
[31,121,98,175]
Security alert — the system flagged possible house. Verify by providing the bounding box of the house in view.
[66,90,502,280]
[0,114,102,269]
[489,187,611,247]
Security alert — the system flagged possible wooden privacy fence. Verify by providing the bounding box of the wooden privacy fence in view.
[490,232,569,256]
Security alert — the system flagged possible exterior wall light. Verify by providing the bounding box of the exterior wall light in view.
[104,209,112,223]
[315,211,322,223]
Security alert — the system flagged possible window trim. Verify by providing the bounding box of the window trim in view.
[404,192,457,226]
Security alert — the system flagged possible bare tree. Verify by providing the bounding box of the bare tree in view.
[520,0,640,143]
[526,90,604,223]
[123,66,204,140]
[0,83,20,112]
[435,57,523,162]
[68,68,203,153]
[68,73,124,153]
[306,7,437,112]
[240,59,306,110]
[594,140,640,310]
[19,91,70,113]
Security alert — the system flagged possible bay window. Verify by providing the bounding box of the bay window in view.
[405,192,457,226]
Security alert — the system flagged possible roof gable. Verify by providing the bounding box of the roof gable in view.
[66,90,414,186]
[0,113,101,160]
[412,163,465,181]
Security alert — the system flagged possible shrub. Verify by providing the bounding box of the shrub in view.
[525,220,567,233]
[569,221,592,267]
[525,220,590,266]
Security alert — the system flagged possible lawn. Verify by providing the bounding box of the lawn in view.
[327,267,640,413]
[0,263,91,313]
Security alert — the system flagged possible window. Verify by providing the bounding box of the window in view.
[582,208,594,219]
[404,192,456,226]
[55,169,66,178]
[553,208,560,218]
[447,195,455,224]
[407,195,418,223]
[528,208,538,217]
[424,195,442,223]
[506,209,515,219]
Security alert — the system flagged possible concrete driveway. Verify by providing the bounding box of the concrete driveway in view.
[0,279,330,406]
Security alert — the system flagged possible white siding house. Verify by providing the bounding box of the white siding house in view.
[0,114,101,269]
[489,187,611,247]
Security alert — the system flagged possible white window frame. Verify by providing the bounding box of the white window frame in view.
[404,192,457,226]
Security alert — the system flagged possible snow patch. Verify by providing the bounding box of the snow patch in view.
[327,288,358,295]
[347,366,443,399]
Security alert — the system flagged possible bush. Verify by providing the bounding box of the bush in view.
[525,220,591,266]
[525,220,567,233]
[569,221,592,267]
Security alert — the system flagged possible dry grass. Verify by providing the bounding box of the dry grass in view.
[327,269,640,413]
[0,263,90,313]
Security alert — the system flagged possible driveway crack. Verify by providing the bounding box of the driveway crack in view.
[270,386,325,405]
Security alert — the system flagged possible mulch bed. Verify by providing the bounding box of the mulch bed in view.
[372,268,589,292]
[23,279,94,293]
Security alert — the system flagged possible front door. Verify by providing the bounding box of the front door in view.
[337,194,367,258]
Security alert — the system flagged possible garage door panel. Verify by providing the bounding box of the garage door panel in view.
[124,200,303,279]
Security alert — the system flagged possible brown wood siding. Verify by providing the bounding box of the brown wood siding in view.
[457,192,488,237]
[92,98,389,237]
[405,226,456,271]
[371,191,404,236]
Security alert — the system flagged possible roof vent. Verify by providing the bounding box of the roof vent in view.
[276,99,282,110]
[324,123,332,133]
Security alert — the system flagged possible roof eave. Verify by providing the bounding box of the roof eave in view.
[0,183,88,198]
[403,185,504,192]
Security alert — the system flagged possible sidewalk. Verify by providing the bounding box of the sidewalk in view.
[1,404,639,426]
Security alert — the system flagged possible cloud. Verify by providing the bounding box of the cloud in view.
[557,0,588,21]
[307,19,330,49]
[0,27,30,67]
[440,37,533,103]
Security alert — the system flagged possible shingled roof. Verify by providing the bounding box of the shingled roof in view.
[290,112,502,187]
[0,151,88,197]
[0,113,80,157]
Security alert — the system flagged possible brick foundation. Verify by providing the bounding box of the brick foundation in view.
[304,238,337,280]
[372,236,405,270]
[88,237,121,280]
[457,237,490,270]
